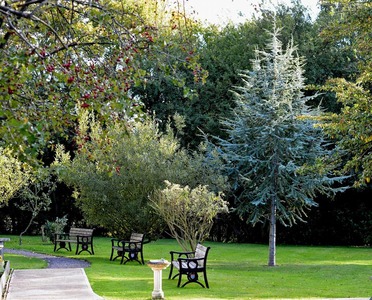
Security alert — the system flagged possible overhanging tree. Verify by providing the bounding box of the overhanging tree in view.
[0,0,204,164]
[216,26,348,266]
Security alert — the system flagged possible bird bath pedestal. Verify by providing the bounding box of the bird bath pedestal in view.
[147,259,171,300]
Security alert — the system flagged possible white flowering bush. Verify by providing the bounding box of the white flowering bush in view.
[150,180,228,252]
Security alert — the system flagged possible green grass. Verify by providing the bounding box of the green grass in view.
[2,235,372,299]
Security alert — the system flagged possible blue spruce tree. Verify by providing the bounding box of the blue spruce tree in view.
[217,26,348,266]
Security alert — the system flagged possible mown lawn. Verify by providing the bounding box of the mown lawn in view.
[2,235,372,299]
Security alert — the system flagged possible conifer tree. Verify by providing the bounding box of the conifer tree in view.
[217,26,347,266]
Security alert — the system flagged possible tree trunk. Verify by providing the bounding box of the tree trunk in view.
[19,213,37,246]
[268,195,276,266]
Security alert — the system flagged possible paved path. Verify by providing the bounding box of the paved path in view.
[5,268,103,300]
[3,249,103,300]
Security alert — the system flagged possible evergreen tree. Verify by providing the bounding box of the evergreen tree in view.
[216,26,347,266]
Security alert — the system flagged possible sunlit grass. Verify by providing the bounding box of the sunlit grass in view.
[2,235,372,299]
[2,253,46,270]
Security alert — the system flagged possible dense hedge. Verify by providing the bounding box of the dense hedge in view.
[210,188,372,246]
[1,186,371,246]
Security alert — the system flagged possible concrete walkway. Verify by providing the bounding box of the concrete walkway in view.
[5,268,103,300]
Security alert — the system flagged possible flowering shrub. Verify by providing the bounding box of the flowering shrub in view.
[150,180,228,252]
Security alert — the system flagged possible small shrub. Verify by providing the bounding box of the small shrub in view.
[43,215,68,242]
[150,180,228,252]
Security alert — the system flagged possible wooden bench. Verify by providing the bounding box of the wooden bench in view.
[110,233,145,265]
[168,243,211,288]
[54,227,94,255]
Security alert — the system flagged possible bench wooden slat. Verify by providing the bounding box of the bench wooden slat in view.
[69,228,94,237]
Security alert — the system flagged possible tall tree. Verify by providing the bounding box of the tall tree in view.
[319,0,372,187]
[180,0,331,148]
[216,26,347,266]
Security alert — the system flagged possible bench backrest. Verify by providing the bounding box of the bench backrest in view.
[194,243,210,267]
[69,228,94,240]
[130,233,144,243]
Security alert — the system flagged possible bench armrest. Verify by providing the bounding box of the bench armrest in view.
[177,256,205,269]
[111,238,124,247]
[122,240,142,249]
[170,250,195,261]
[54,232,69,240]
[175,257,205,272]
[177,257,205,263]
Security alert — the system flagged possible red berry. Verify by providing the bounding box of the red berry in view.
[46,65,54,72]
[81,102,90,108]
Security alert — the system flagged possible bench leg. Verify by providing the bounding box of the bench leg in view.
[121,250,142,265]
[168,264,174,279]
[54,241,71,252]
[203,270,209,288]
[181,280,205,288]
[140,250,144,264]
[76,237,94,255]
[76,242,93,255]
[110,249,123,261]
[178,271,207,288]
[177,273,183,287]
[169,266,180,280]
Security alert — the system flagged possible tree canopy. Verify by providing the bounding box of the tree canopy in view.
[53,110,227,238]
[0,0,203,163]
[319,0,372,187]
[0,147,32,206]
[216,26,348,266]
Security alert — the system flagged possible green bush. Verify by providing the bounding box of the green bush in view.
[53,112,228,238]
[43,215,68,242]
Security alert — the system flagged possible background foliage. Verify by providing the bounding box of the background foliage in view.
[52,111,227,239]
[0,0,371,246]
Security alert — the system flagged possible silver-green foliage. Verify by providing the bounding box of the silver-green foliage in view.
[217,26,347,265]
[150,180,228,252]
[53,111,227,238]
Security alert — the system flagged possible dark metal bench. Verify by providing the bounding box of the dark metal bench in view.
[169,243,211,288]
[54,227,94,255]
[110,233,145,265]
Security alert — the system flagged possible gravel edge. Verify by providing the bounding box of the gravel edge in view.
[4,249,91,269]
